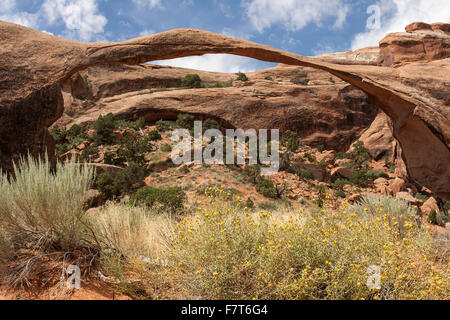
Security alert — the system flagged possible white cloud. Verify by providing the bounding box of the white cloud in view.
[351,0,450,49]
[132,0,162,8]
[243,0,350,33]
[0,0,39,28]
[151,54,269,73]
[41,0,107,41]
[139,29,156,37]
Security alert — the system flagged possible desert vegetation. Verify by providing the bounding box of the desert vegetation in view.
[0,153,448,299]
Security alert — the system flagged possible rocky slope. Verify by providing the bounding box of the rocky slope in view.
[0,21,449,199]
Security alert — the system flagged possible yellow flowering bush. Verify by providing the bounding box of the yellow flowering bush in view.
[159,196,448,300]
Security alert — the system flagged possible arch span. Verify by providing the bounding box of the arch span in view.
[1,22,449,199]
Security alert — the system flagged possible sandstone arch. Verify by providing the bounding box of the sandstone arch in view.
[1,21,449,199]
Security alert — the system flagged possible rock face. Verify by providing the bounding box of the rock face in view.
[378,22,450,67]
[358,112,396,162]
[0,21,449,199]
[59,63,378,151]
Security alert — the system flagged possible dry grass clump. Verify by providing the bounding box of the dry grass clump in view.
[0,155,95,251]
[0,155,97,286]
[92,204,173,262]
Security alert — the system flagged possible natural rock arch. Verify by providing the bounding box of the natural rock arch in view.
[1,21,449,199]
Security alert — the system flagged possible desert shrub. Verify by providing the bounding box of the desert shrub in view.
[291,77,310,85]
[349,169,370,187]
[161,143,172,152]
[265,76,273,81]
[350,194,418,220]
[117,132,153,166]
[335,190,346,198]
[117,118,146,131]
[427,210,439,225]
[66,124,87,140]
[96,173,120,200]
[236,72,249,82]
[79,145,99,162]
[299,169,315,181]
[162,198,447,300]
[148,130,162,141]
[176,113,195,130]
[415,193,430,202]
[281,130,300,152]
[366,170,389,181]
[348,141,371,166]
[202,119,220,133]
[94,113,117,145]
[114,163,146,194]
[245,198,255,209]
[329,77,335,83]
[50,124,67,144]
[0,155,95,253]
[255,179,278,199]
[51,124,90,155]
[242,164,262,185]
[104,152,126,167]
[331,178,348,190]
[156,119,175,132]
[131,186,186,213]
[181,74,202,88]
[334,141,371,168]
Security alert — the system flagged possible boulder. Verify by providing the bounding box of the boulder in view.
[396,192,421,205]
[387,178,406,195]
[420,197,440,215]
[330,167,352,179]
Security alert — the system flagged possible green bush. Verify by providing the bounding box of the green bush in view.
[243,164,262,185]
[176,113,195,130]
[245,198,255,209]
[349,169,370,187]
[148,130,162,141]
[428,210,439,225]
[161,143,172,152]
[331,178,348,190]
[94,113,117,145]
[80,145,99,162]
[291,77,310,85]
[131,186,186,213]
[117,118,146,131]
[255,179,278,199]
[299,169,315,181]
[66,124,87,140]
[117,132,153,166]
[181,74,202,88]
[264,76,273,81]
[236,72,248,82]
[114,163,146,194]
[202,119,220,133]
[366,170,389,181]
[335,190,346,198]
[156,119,175,132]
[281,130,300,152]
[50,124,67,144]
[96,173,120,200]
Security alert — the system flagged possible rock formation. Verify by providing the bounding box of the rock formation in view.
[58,63,379,152]
[378,22,450,67]
[0,21,449,199]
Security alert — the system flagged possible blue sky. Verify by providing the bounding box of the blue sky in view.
[1,0,449,72]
